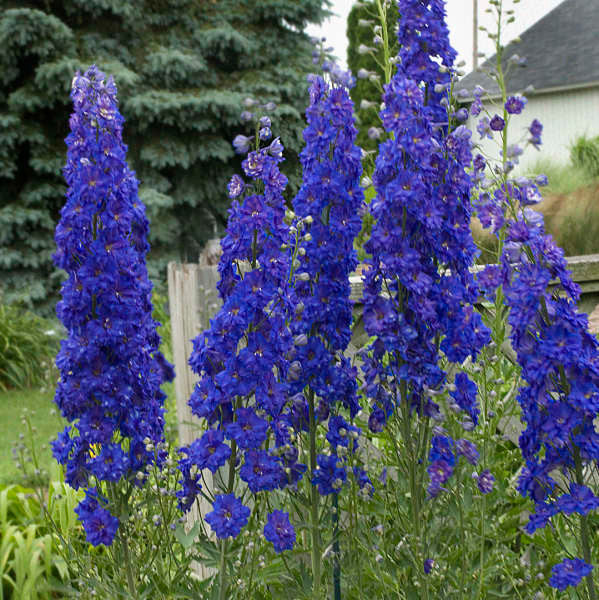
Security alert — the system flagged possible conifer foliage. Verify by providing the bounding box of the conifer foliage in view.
[0,0,329,311]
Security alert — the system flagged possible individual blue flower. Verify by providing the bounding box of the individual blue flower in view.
[427,460,453,498]
[259,127,272,141]
[74,488,119,547]
[205,494,250,539]
[549,558,593,591]
[505,95,527,114]
[429,435,455,467]
[312,454,346,495]
[226,407,269,450]
[450,373,480,426]
[477,116,493,140]
[181,429,231,473]
[424,559,435,574]
[477,469,495,494]
[489,114,505,131]
[264,510,296,553]
[227,174,245,199]
[326,415,359,451]
[456,438,479,465]
[232,134,252,154]
[529,118,543,147]
[557,484,599,516]
[240,449,284,493]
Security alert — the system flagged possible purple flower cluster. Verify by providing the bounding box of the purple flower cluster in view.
[263,509,296,553]
[549,558,593,591]
[473,98,599,585]
[178,123,304,543]
[52,66,173,545]
[290,73,365,494]
[361,0,489,494]
[495,194,599,525]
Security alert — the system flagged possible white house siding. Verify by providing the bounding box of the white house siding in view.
[466,85,599,172]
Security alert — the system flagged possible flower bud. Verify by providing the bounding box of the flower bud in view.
[294,334,308,346]
[287,361,302,381]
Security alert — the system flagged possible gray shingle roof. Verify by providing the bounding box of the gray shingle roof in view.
[456,0,599,97]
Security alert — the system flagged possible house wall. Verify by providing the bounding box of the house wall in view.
[467,85,599,172]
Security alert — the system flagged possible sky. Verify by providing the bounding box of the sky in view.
[306,0,566,73]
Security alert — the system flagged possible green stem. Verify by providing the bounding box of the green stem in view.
[218,439,237,599]
[398,378,429,600]
[120,521,137,598]
[308,390,322,597]
[218,539,228,600]
[457,469,467,599]
[333,492,341,600]
[574,450,598,600]
[477,494,486,600]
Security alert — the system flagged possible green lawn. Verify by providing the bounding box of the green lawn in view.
[0,388,64,486]
[1,383,180,487]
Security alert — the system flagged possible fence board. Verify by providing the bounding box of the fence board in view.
[167,262,221,579]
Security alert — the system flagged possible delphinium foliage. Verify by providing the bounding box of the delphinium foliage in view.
[0,0,329,312]
[359,0,490,593]
[52,65,174,591]
[469,1,599,597]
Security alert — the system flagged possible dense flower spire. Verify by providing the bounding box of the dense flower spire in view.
[471,60,599,592]
[397,0,456,127]
[494,186,599,529]
[178,122,301,533]
[361,0,489,492]
[52,65,173,545]
[290,72,367,494]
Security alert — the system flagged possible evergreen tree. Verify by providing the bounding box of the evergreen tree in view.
[0,0,329,312]
[346,0,398,153]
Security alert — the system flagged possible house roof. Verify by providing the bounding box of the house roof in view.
[456,0,599,98]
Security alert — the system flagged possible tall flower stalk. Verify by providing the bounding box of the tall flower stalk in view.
[52,65,174,594]
[289,66,366,594]
[360,0,490,592]
[179,109,303,598]
[471,1,599,596]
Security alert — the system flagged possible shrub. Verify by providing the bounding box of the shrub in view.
[0,482,81,599]
[0,301,60,391]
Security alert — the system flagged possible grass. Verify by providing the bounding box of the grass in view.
[0,388,64,486]
[473,158,599,262]
[0,381,179,488]
[526,158,598,196]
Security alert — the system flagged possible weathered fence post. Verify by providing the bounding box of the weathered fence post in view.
[167,261,221,579]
